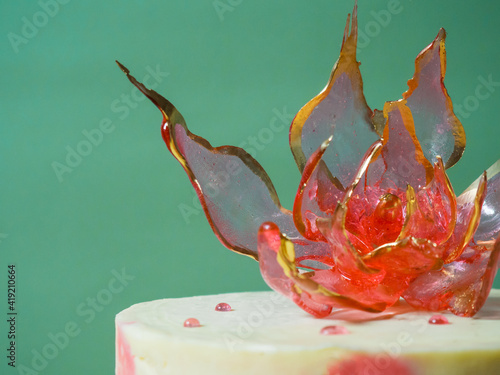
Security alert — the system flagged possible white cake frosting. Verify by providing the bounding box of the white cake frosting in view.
[116,290,500,375]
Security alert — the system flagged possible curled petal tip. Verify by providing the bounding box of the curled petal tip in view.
[115,60,130,75]
[260,222,278,232]
[258,222,282,253]
[321,136,333,151]
[434,155,446,170]
[437,28,446,41]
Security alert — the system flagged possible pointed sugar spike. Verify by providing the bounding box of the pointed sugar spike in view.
[115,60,129,74]
[341,0,358,51]
[115,61,185,136]
[342,13,350,47]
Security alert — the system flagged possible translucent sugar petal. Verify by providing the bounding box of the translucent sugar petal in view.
[316,141,384,274]
[403,235,500,317]
[403,29,465,169]
[257,222,332,318]
[118,63,322,261]
[257,223,298,298]
[398,157,457,245]
[258,222,386,315]
[293,137,343,241]
[367,101,434,190]
[294,139,383,244]
[463,160,500,243]
[443,172,487,263]
[310,268,408,311]
[289,4,381,189]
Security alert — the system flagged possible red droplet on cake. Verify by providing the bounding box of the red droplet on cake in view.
[183,318,200,327]
[215,302,232,311]
[320,325,350,335]
[428,314,449,324]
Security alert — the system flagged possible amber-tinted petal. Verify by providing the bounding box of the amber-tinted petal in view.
[289,4,381,188]
[316,140,384,275]
[295,139,383,246]
[443,172,487,263]
[398,157,456,245]
[403,29,465,169]
[293,137,342,241]
[117,62,325,261]
[465,160,500,243]
[367,101,433,190]
[403,236,500,317]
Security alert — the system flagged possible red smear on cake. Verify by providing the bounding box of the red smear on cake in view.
[328,354,415,375]
[116,324,135,375]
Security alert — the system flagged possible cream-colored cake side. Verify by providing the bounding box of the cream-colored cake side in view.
[116,291,500,375]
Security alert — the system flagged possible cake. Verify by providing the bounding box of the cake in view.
[116,290,500,375]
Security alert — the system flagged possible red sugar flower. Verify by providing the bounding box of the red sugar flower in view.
[118,4,499,318]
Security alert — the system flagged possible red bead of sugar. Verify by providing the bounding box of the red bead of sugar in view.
[183,318,200,327]
[320,325,350,335]
[215,302,232,312]
[428,314,449,325]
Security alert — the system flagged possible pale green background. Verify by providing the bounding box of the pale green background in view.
[1,0,499,374]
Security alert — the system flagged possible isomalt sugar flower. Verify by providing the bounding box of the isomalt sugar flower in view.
[118,4,499,318]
